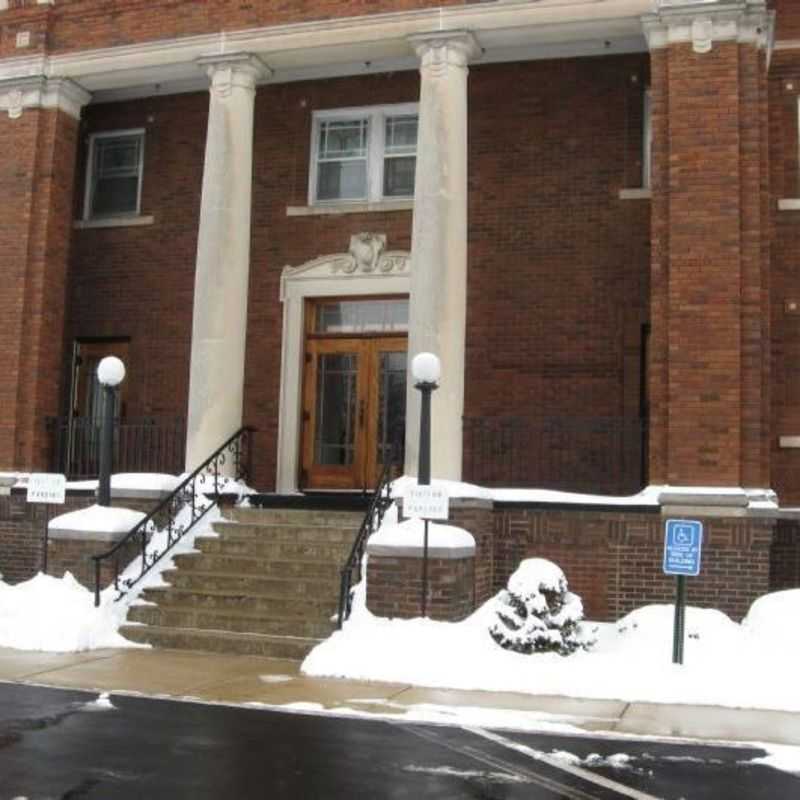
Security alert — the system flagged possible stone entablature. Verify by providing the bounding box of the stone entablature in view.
[643,0,773,54]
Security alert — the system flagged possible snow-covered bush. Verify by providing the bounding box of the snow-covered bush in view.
[489,558,588,656]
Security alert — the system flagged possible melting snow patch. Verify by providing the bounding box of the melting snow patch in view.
[403,765,529,783]
[258,674,294,684]
[83,692,116,711]
[746,744,800,775]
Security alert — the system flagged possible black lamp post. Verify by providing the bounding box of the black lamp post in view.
[411,352,441,486]
[96,356,126,507]
[411,352,441,616]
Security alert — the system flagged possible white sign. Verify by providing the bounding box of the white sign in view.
[404,485,449,520]
[26,473,66,505]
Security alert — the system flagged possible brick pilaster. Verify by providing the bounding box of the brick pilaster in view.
[0,104,82,470]
[647,14,771,487]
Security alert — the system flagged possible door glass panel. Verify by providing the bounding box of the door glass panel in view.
[314,354,358,466]
[377,351,407,464]
[315,299,409,334]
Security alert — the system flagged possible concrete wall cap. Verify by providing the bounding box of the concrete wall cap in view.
[659,490,749,508]
[367,543,475,559]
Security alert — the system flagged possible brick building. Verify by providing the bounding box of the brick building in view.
[2,0,800,625]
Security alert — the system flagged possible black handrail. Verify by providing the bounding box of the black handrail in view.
[91,426,254,607]
[337,446,401,628]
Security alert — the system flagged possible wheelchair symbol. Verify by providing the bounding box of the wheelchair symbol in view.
[675,526,693,545]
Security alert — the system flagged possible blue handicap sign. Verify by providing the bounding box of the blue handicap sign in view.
[663,519,703,577]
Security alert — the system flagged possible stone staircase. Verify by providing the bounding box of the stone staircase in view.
[120,506,362,660]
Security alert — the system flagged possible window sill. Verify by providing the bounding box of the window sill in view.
[286,200,413,217]
[778,199,800,211]
[74,215,155,229]
[618,188,652,201]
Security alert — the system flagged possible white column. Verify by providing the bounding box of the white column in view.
[404,31,479,481]
[185,53,269,470]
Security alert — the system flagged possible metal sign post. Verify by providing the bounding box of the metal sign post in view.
[404,485,449,617]
[27,473,66,576]
[663,518,703,665]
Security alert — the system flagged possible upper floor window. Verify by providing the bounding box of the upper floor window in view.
[309,104,418,205]
[83,129,145,220]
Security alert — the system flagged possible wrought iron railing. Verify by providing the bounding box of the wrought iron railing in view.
[337,448,401,628]
[463,415,648,496]
[90,426,254,607]
[46,416,186,480]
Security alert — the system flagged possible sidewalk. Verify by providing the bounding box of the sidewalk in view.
[1,645,797,747]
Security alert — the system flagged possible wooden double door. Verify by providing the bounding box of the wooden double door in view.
[302,336,407,490]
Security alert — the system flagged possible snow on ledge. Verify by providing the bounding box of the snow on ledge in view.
[49,504,146,536]
[367,517,475,558]
[391,477,779,512]
[66,473,181,494]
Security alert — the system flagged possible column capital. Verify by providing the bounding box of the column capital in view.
[408,30,481,72]
[642,1,773,55]
[0,76,90,120]
[196,52,271,96]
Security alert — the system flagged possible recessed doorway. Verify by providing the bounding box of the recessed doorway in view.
[301,298,407,490]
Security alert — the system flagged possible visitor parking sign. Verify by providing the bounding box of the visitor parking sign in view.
[663,519,703,577]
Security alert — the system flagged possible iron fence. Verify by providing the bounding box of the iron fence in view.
[46,416,186,480]
[463,415,648,496]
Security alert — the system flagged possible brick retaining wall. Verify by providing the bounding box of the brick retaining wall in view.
[770,518,800,592]
[0,489,163,584]
[367,554,474,622]
[494,508,776,622]
[367,504,782,624]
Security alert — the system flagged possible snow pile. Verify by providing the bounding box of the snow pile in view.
[742,589,800,658]
[611,605,743,662]
[368,517,475,551]
[0,572,133,651]
[489,559,588,656]
[303,585,800,712]
[49,504,146,534]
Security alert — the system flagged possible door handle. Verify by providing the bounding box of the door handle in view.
[359,399,365,428]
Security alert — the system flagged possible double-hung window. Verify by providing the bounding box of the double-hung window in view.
[84,129,145,220]
[310,104,419,205]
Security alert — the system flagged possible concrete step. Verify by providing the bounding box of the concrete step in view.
[210,520,359,543]
[141,586,339,618]
[223,507,365,527]
[172,552,342,579]
[119,623,321,660]
[191,538,352,562]
[160,569,340,597]
[128,604,336,639]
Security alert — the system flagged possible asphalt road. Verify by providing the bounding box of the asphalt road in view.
[0,682,796,799]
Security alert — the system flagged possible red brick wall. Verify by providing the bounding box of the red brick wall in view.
[0,0,464,57]
[769,52,800,504]
[773,0,800,41]
[0,491,164,584]
[0,108,79,471]
[465,56,650,422]
[367,553,474,621]
[67,55,649,488]
[649,42,770,487]
[771,518,800,591]
[495,508,775,622]
[449,501,493,607]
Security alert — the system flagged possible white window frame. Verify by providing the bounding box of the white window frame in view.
[308,103,419,206]
[643,89,652,190]
[83,128,146,221]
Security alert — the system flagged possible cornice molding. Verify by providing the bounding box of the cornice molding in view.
[0,75,89,119]
[0,1,652,101]
[642,1,774,56]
